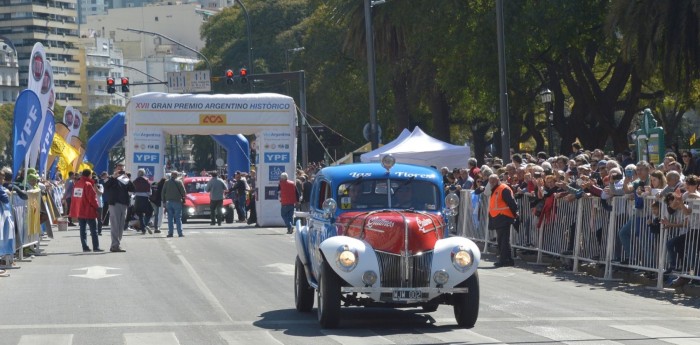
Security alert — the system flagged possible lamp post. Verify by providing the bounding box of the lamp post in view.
[120,28,211,73]
[539,88,554,157]
[234,0,253,75]
[364,0,380,150]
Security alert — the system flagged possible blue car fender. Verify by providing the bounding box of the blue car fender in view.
[430,237,481,289]
[319,236,380,287]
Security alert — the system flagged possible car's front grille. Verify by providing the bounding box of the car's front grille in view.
[375,251,433,288]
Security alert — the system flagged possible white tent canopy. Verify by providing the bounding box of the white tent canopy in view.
[359,128,411,163]
[360,126,470,169]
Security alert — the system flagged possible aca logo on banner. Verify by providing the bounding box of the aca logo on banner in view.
[133,152,159,163]
[268,165,285,181]
[263,152,290,163]
[199,114,225,125]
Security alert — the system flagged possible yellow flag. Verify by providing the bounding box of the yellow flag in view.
[50,134,79,166]
[691,133,697,146]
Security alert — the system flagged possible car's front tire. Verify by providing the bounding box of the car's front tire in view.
[453,272,479,328]
[317,260,341,329]
[295,256,314,312]
[225,206,234,223]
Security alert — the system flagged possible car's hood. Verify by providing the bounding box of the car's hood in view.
[335,210,444,254]
[185,193,232,206]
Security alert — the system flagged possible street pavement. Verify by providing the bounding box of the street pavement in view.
[1,219,700,345]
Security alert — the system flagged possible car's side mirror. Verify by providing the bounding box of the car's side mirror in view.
[322,198,337,219]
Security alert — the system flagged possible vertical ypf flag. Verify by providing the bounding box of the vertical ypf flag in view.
[12,90,43,178]
[38,111,55,177]
[27,43,54,169]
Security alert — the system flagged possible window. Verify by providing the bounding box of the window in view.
[336,179,440,211]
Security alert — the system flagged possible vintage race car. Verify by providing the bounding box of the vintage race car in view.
[294,156,480,329]
[181,176,235,224]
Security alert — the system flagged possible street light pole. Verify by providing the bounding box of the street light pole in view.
[234,0,253,75]
[539,88,553,157]
[120,28,212,73]
[364,0,379,150]
[496,0,511,163]
[110,63,165,83]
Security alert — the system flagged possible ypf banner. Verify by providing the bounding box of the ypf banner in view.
[38,111,55,177]
[12,90,43,178]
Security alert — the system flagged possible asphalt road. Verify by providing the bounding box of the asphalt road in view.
[1,219,699,345]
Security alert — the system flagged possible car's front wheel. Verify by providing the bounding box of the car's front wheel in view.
[225,206,234,224]
[317,260,341,329]
[453,272,479,328]
[295,256,314,312]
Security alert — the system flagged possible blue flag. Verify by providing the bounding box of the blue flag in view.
[48,158,58,181]
[12,90,43,178]
[38,110,55,176]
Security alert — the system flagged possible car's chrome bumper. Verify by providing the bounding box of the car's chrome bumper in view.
[341,286,468,303]
[341,287,468,293]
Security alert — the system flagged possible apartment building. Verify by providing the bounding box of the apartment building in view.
[0,0,82,108]
[0,36,20,104]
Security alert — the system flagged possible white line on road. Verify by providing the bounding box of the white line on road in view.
[519,326,624,345]
[421,328,506,344]
[611,325,700,345]
[176,252,233,322]
[219,331,284,345]
[321,329,394,345]
[18,334,73,345]
[124,332,180,345]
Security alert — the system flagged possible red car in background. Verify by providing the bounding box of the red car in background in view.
[181,177,235,224]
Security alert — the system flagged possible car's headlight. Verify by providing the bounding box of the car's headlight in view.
[336,245,358,272]
[188,207,195,215]
[221,207,226,214]
[451,246,473,272]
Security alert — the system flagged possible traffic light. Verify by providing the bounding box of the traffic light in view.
[239,68,248,84]
[226,69,234,85]
[106,77,115,94]
[120,77,129,93]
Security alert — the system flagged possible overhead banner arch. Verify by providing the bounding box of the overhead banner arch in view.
[126,92,297,227]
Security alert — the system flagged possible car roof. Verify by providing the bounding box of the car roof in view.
[317,163,442,185]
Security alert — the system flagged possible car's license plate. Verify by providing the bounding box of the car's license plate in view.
[392,289,424,301]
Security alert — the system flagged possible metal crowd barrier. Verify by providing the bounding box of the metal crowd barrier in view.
[457,190,700,287]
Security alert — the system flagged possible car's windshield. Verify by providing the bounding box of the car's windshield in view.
[185,181,208,193]
[336,179,440,211]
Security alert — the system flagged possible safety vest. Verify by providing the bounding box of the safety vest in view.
[489,183,515,218]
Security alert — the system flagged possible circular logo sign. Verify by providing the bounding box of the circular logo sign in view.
[41,69,52,94]
[31,52,44,82]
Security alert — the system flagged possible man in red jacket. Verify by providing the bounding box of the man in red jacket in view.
[278,172,299,234]
[70,169,103,252]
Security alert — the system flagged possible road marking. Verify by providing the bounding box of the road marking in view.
[519,326,623,345]
[263,263,294,276]
[124,332,180,345]
[70,266,121,280]
[321,329,393,344]
[611,325,700,345]
[422,329,505,344]
[175,252,233,322]
[220,331,284,345]
[18,334,73,345]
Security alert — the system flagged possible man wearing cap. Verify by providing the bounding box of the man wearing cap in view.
[205,171,227,226]
[232,171,249,222]
[70,169,103,252]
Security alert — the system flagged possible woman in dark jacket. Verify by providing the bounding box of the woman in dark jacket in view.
[680,150,696,176]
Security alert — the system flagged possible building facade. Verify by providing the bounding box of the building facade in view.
[0,0,82,108]
[0,36,20,104]
[80,36,125,109]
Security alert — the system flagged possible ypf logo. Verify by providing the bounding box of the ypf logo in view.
[199,114,225,125]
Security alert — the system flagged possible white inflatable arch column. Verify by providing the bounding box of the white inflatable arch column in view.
[125,92,297,227]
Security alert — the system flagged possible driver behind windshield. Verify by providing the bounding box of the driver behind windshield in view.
[340,184,367,209]
[393,186,413,208]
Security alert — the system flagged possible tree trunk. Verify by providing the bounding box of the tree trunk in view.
[430,87,451,142]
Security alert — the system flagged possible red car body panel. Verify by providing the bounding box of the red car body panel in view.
[182,177,233,209]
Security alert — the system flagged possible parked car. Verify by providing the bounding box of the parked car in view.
[293,156,480,329]
[181,176,234,224]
